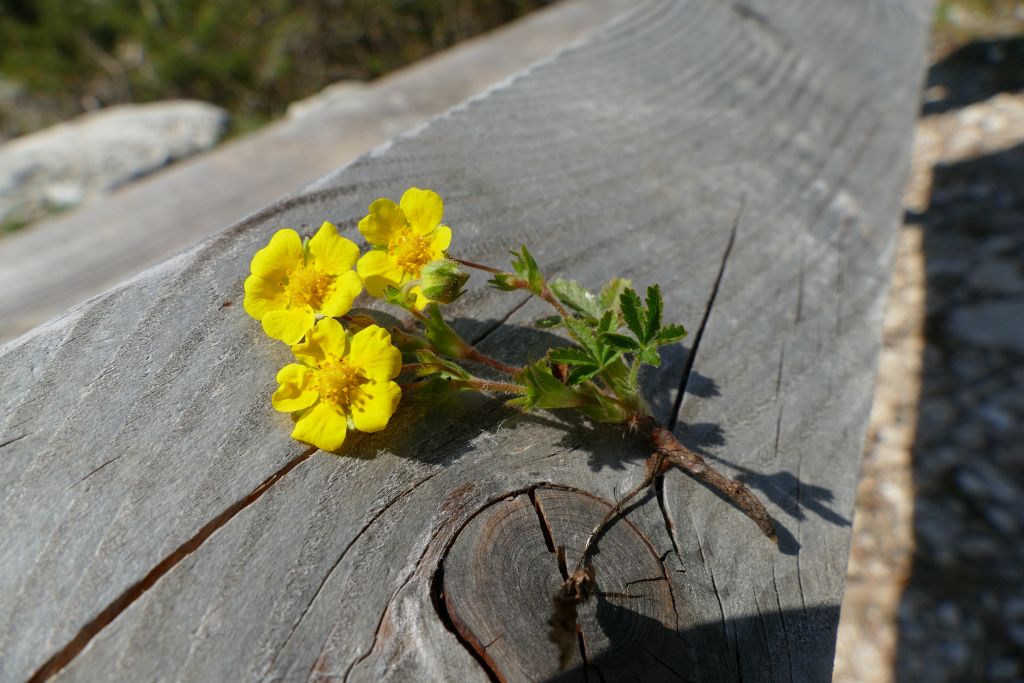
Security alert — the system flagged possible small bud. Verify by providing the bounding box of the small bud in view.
[419,259,469,304]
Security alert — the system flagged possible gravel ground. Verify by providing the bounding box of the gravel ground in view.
[834,35,1024,683]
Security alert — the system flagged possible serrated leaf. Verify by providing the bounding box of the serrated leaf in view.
[644,285,663,343]
[601,332,641,351]
[549,347,598,367]
[620,288,645,342]
[535,315,563,329]
[598,277,631,314]
[638,347,661,367]
[563,316,600,357]
[597,310,616,335]
[549,279,601,319]
[566,365,602,385]
[655,323,688,345]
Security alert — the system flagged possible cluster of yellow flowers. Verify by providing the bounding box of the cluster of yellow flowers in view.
[243,187,450,451]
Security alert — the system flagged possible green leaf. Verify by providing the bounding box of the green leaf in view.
[638,347,661,367]
[563,316,600,357]
[566,365,602,385]
[600,332,641,352]
[619,288,645,342]
[655,323,688,345]
[598,277,632,315]
[596,310,616,336]
[534,315,563,329]
[549,347,598,367]
[549,279,600,319]
[644,285,663,342]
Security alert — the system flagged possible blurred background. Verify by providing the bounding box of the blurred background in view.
[1,0,1022,681]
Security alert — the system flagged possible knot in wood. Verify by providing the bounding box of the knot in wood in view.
[439,485,683,682]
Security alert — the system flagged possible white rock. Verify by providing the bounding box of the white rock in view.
[0,100,227,226]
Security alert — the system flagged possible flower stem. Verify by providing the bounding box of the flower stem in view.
[463,377,525,394]
[463,347,521,376]
[454,257,504,274]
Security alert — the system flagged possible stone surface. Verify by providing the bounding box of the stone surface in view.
[0,101,227,227]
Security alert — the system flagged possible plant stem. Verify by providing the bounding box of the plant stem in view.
[572,414,777,571]
[453,257,504,274]
[463,347,521,376]
[463,377,525,394]
[400,363,424,373]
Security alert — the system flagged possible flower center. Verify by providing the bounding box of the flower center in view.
[317,362,366,409]
[286,264,332,309]
[387,230,434,276]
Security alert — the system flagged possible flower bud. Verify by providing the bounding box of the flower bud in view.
[419,259,469,304]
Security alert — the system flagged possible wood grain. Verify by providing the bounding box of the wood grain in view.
[0,0,930,680]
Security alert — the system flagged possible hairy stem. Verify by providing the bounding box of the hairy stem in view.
[463,377,526,395]
[463,347,522,376]
[454,257,504,275]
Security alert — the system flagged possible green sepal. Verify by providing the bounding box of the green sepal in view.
[419,259,469,304]
[512,361,595,410]
[413,349,471,380]
[423,303,470,358]
[390,326,430,353]
[488,272,519,291]
[510,246,544,295]
[384,284,417,309]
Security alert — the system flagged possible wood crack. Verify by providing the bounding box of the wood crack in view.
[667,199,742,432]
[0,433,26,449]
[28,446,316,683]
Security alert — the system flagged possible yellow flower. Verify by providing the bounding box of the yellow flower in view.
[356,187,452,309]
[244,222,363,344]
[273,318,403,452]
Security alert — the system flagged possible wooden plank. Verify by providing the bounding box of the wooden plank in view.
[0,0,930,680]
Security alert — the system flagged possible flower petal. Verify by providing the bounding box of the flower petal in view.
[251,229,303,280]
[262,307,315,344]
[292,317,348,367]
[319,269,363,317]
[357,250,404,297]
[400,187,443,235]
[348,324,402,381]
[351,381,402,433]
[243,274,286,320]
[410,285,430,311]
[309,221,360,275]
[430,225,452,255]
[291,401,348,451]
[358,198,406,246]
[272,363,318,412]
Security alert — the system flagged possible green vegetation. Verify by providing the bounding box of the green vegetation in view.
[0,0,552,138]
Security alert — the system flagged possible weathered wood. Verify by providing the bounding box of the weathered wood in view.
[0,0,930,681]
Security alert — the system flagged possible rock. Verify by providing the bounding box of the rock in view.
[0,100,227,227]
[966,258,1024,294]
[947,302,1024,352]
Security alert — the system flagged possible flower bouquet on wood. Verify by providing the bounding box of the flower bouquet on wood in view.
[243,187,776,666]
